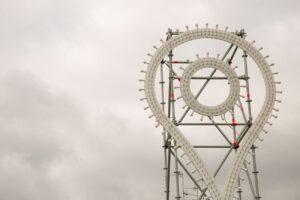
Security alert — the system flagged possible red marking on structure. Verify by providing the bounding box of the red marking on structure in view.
[232,140,240,149]
[240,107,244,111]
[232,118,237,126]
[247,93,251,100]
[170,93,175,99]
[172,61,179,63]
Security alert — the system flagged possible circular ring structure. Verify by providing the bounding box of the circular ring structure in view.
[180,57,240,116]
[143,27,277,200]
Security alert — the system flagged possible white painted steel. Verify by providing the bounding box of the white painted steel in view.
[143,28,276,200]
[180,58,240,116]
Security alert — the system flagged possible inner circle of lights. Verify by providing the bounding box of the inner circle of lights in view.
[140,25,280,200]
[180,57,240,117]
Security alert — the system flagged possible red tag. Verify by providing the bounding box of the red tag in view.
[232,118,237,126]
[247,93,251,100]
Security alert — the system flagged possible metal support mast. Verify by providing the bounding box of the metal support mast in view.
[159,29,263,200]
[140,24,281,200]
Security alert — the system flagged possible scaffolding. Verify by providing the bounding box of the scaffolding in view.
[140,25,281,200]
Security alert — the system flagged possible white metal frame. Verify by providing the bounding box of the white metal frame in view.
[140,25,281,200]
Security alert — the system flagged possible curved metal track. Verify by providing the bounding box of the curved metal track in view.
[141,26,279,200]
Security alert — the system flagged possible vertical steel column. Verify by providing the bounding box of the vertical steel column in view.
[243,162,257,199]
[159,62,169,200]
[160,62,166,113]
[168,30,181,200]
[169,53,176,123]
[232,108,237,140]
[232,107,243,200]
[166,143,172,200]
[165,29,173,200]
[241,38,253,122]
[241,30,260,200]
[167,30,173,120]
[251,146,261,200]
[174,143,181,200]
[165,29,182,200]
[181,173,185,200]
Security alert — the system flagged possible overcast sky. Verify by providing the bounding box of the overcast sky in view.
[0,0,299,200]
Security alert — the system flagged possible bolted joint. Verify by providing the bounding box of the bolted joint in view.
[237,187,243,193]
[232,140,240,149]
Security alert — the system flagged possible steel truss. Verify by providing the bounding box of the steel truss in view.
[159,29,261,200]
[140,25,281,200]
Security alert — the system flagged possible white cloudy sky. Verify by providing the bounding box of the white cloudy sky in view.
[0,0,299,200]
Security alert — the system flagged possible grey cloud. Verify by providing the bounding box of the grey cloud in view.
[0,66,164,200]
[0,0,299,200]
[0,67,82,199]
